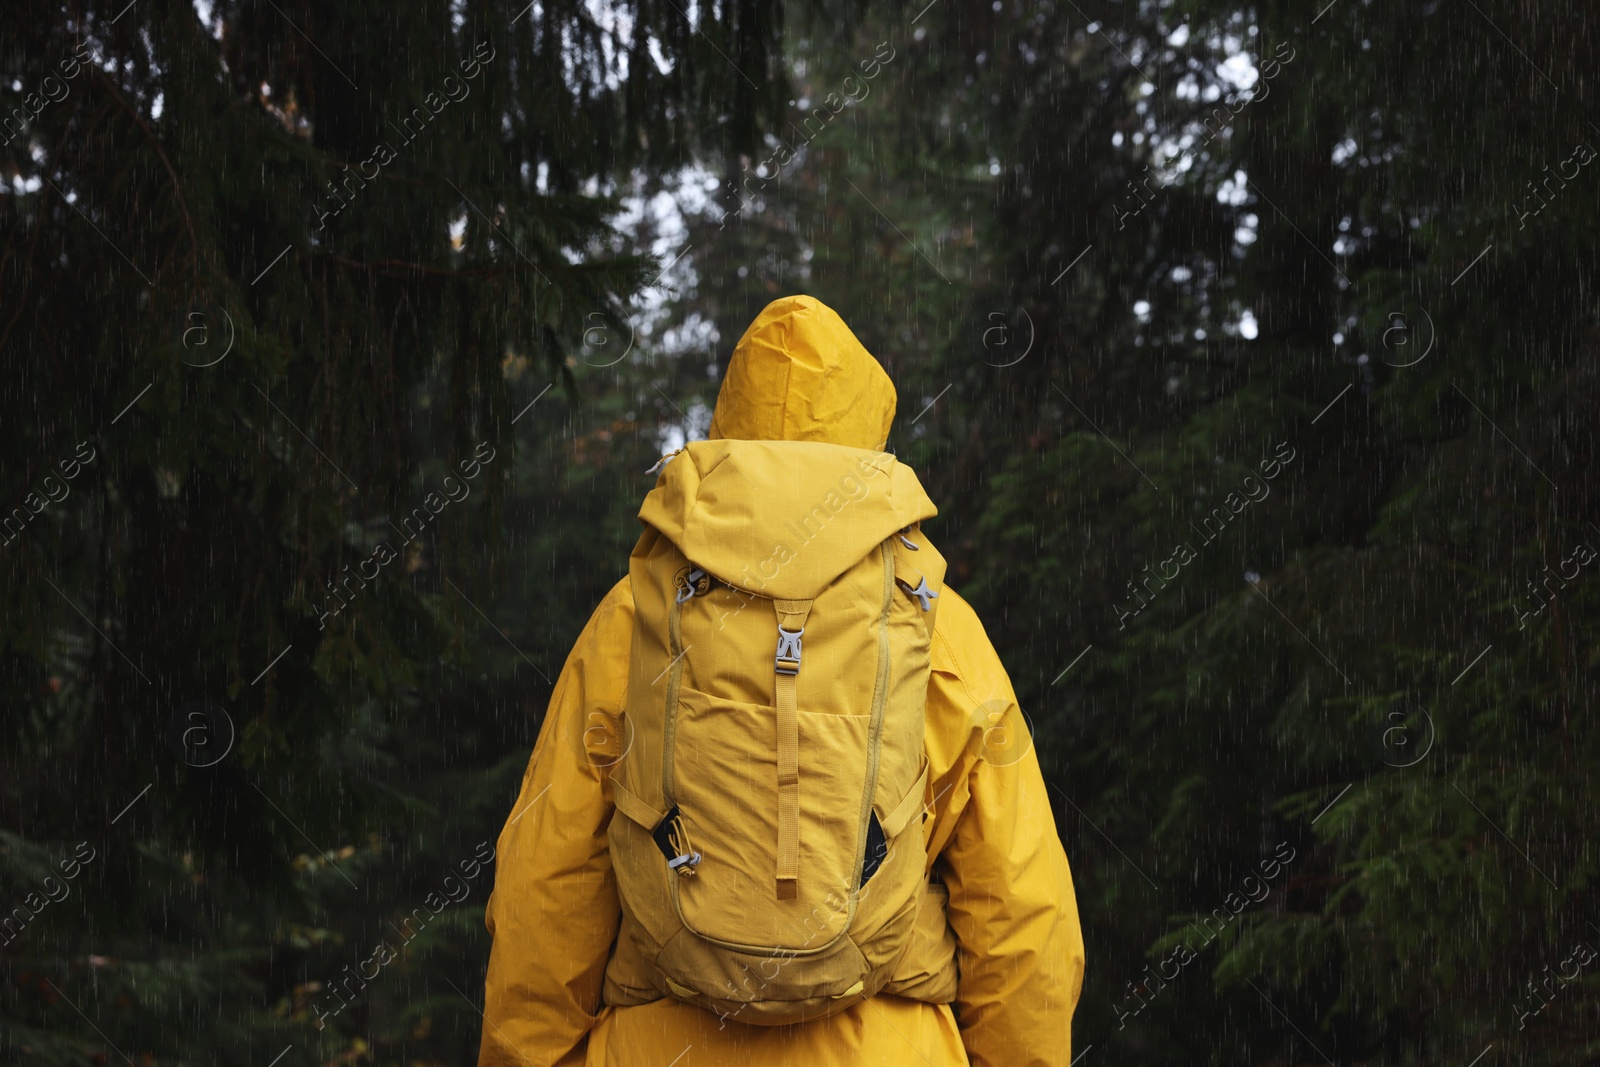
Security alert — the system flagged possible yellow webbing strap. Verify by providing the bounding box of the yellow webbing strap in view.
[772,598,813,901]
[612,776,666,830]
[881,759,931,839]
[775,668,800,899]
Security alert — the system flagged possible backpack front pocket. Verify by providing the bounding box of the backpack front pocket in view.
[668,683,872,951]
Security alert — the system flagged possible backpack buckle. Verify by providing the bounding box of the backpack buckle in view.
[774,626,803,674]
[898,576,939,612]
[675,566,709,603]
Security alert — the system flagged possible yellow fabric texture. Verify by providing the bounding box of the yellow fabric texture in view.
[635,439,935,602]
[479,295,1086,1066]
[705,295,897,450]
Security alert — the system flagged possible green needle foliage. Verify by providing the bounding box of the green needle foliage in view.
[2,0,781,1063]
[3,0,1597,1064]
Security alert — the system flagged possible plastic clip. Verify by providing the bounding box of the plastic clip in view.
[774,626,804,674]
[898,576,939,612]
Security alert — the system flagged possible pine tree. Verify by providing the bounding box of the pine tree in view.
[1,0,783,1062]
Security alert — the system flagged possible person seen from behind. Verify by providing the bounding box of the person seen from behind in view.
[478,294,1086,1066]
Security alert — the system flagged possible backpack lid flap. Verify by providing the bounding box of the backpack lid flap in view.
[638,439,937,601]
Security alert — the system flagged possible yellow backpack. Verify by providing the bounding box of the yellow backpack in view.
[604,438,948,1026]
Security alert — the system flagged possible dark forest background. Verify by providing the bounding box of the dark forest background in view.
[3,0,1597,1063]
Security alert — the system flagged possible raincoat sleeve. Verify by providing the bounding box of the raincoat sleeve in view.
[479,577,633,1067]
[924,587,1086,1067]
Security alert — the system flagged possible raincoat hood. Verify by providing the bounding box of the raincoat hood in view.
[706,295,897,450]
[639,296,934,600]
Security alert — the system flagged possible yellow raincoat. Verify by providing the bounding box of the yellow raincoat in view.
[479,296,1085,1066]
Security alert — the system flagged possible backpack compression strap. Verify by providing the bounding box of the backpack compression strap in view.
[772,597,814,901]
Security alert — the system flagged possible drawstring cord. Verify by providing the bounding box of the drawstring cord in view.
[645,448,684,475]
[667,817,702,875]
